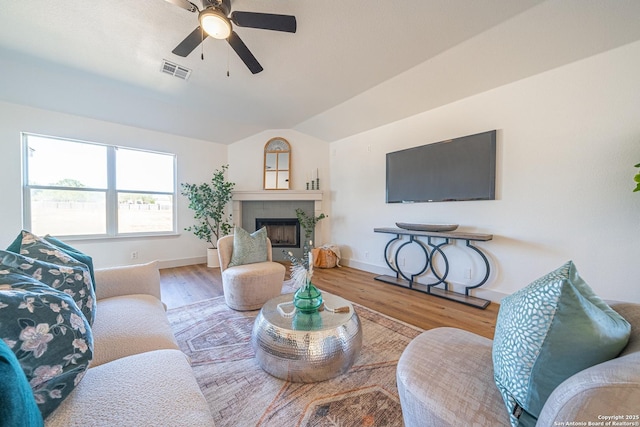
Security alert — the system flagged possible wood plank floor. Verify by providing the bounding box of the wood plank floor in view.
[160,263,499,339]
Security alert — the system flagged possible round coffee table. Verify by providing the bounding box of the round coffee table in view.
[251,292,362,383]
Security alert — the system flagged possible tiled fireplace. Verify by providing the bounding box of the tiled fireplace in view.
[232,191,323,261]
[255,218,300,248]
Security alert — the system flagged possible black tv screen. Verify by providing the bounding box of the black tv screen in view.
[386,130,496,203]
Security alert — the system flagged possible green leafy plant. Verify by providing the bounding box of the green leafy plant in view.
[181,165,235,249]
[634,163,640,192]
[295,208,327,242]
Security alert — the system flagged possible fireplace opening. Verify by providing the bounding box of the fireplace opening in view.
[255,218,300,248]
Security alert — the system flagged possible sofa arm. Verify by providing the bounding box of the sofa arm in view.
[94,261,161,301]
[537,351,640,425]
[397,327,510,427]
[538,301,640,426]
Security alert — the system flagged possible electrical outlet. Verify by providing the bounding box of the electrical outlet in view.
[365,251,370,259]
[131,251,139,260]
[465,268,472,279]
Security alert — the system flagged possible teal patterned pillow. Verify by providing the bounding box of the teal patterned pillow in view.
[228,227,268,267]
[0,272,93,419]
[492,261,631,427]
[0,250,96,326]
[43,235,96,290]
[7,231,95,289]
[18,231,87,269]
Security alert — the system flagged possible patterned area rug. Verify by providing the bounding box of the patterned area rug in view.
[167,291,423,427]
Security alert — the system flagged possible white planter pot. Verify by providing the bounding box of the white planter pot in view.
[207,248,220,268]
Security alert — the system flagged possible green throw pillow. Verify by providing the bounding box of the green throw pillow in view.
[0,338,44,427]
[0,250,96,326]
[0,272,93,419]
[492,261,631,427]
[228,227,268,267]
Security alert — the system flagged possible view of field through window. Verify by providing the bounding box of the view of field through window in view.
[25,134,175,237]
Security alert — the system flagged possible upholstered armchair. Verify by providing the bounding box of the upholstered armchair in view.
[396,301,640,426]
[217,234,285,311]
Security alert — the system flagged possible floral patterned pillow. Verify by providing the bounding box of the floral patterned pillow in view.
[18,231,85,267]
[6,230,96,290]
[0,250,96,326]
[0,272,93,419]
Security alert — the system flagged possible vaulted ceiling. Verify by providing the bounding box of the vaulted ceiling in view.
[1,1,640,144]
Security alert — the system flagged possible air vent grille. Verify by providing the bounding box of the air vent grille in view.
[161,59,191,80]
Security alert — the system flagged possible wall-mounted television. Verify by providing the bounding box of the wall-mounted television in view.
[386,130,496,203]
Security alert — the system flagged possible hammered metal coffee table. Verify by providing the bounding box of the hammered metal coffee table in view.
[251,292,362,383]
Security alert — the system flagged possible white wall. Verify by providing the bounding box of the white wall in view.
[3,40,639,305]
[329,40,640,303]
[228,129,332,245]
[0,101,228,268]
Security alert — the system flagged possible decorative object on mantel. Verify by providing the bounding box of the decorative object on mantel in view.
[264,137,290,190]
[181,164,235,268]
[395,222,459,232]
[306,168,320,190]
[374,227,493,309]
[633,162,640,192]
[295,208,327,242]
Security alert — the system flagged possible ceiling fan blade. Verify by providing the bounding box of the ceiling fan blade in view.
[227,31,263,74]
[230,12,297,33]
[164,0,197,13]
[172,27,207,57]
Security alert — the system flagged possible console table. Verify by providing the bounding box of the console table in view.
[373,227,493,309]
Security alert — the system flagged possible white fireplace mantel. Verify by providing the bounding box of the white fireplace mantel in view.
[232,190,324,229]
[232,190,323,202]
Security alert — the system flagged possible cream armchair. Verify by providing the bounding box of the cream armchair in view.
[396,301,640,426]
[217,235,286,311]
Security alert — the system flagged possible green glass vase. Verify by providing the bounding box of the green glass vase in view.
[293,281,323,313]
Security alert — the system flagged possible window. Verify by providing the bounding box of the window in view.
[23,133,176,238]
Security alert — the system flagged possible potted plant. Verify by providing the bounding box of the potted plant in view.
[634,163,640,192]
[295,208,327,244]
[181,164,235,268]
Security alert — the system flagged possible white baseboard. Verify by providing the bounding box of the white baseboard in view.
[158,256,207,269]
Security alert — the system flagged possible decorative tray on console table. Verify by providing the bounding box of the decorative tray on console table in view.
[395,223,459,232]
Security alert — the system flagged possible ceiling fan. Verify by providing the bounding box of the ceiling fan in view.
[165,0,297,74]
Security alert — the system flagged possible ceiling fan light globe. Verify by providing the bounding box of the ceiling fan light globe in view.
[199,9,231,39]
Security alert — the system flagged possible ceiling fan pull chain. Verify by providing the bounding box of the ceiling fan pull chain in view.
[226,43,230,77]
[201,26,205,60]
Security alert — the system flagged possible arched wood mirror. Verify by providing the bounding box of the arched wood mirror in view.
[264,137,291,190]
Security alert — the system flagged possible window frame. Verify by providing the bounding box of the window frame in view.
[22,132,178,240]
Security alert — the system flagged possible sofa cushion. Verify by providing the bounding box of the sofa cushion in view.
[492,261,631,427]
[0,337,44,427]
[44,349,215,427]
[228,226,268,267]
[90,294,179,367]
[92,261,161,301]
[0,272,93,419]
[0,250,96,326]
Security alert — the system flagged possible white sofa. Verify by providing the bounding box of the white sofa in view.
[44,261,215,427]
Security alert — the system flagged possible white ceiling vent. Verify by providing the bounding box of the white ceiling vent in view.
[161,59,191,80]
